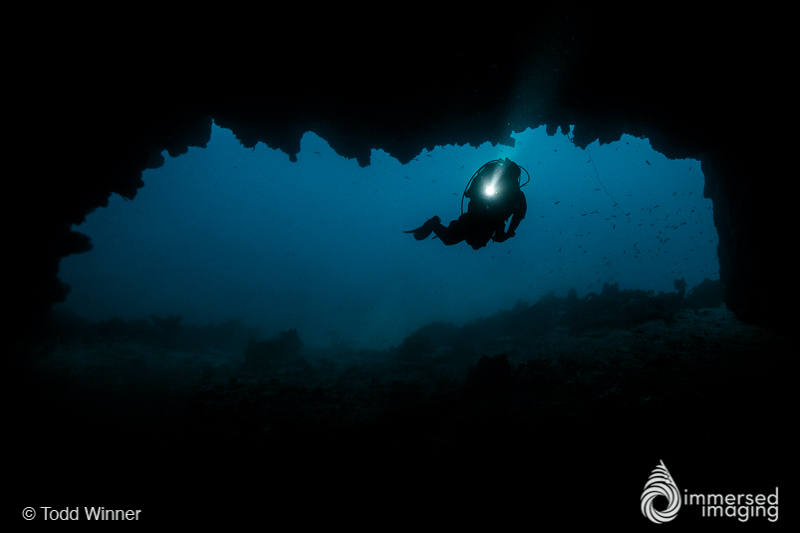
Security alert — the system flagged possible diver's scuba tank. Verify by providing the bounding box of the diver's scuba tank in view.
[461,158,529,215]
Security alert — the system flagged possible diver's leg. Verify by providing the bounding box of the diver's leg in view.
[433,216,468,246]
[468,224,499,249]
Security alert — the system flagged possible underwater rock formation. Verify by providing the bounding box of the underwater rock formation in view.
[11,6,791,341]
[244,328,307,371]
[685,278,725,311]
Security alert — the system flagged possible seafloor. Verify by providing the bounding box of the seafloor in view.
[9,300,790,526]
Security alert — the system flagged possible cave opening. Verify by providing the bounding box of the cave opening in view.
[55,122,719,350]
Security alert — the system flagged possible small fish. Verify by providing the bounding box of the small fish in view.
[646,160,650,165]
[554,201,560,204]
[595,188,601,191]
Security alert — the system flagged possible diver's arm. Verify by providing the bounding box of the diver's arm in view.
[494,217,520,243]
[493,193,526,243]
[494,216,520,242]
[505,192,527,236]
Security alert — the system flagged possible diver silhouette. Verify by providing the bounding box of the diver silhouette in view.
[405,158,528,250]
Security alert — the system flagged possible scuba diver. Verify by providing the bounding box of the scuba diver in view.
[404,158,529,250]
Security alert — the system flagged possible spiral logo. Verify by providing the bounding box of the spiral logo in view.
[22,507,36,520]
[641,460,681,523]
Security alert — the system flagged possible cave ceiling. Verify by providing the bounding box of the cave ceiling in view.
[12,7,791,335]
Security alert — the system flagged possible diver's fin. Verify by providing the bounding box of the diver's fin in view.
[404,226,434,240]
[404,216,440,241]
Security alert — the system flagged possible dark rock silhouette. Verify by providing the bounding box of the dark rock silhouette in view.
[244,328,307,371]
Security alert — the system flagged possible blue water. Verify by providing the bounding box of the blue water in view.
[55,122,718,349]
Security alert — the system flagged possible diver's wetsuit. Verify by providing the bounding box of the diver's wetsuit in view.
[405,158,528,249]
[433,187,526,249]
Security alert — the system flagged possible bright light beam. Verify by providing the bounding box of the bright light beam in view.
[483,170,502,197]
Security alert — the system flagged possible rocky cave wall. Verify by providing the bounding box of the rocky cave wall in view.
[11,7,791,342]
